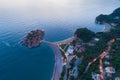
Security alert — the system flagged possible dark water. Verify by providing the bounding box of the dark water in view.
[0,0,120,80]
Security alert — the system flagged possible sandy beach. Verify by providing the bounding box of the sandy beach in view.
[42,37,75,80]
[42,40,63,80]
[54,37,75,44]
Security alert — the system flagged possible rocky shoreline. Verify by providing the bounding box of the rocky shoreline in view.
[21,29,44,48]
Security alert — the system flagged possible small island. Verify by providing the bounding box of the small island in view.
[21,29,44,48]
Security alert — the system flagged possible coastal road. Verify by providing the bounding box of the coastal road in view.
[84,39,115,73]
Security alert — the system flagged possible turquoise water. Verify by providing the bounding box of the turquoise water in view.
[0,0,120,80]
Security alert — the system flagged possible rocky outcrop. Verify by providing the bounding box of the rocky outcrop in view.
[21,29,44,48]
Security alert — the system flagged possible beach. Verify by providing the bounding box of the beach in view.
[42,37,75,80]
[42,41,63,80]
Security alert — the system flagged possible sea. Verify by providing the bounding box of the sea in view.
[0,0,120,80]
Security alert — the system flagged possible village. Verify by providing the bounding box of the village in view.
[58,7,120,80]
[58,36,120,80]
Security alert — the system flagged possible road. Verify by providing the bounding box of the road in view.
[84,38,115,79]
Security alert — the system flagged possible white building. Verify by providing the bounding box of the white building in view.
[94,38,100,42]
[105,55,110,59]
[66,45,74,55]
[105,67,115,74]
[92,72,103,80]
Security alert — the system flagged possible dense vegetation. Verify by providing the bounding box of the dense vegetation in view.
[76,38,107,79]
[74,28,95,42]
[76,7,120,80]
[59,7,120,80]
[96,7,120,24]
[111,41,120,72]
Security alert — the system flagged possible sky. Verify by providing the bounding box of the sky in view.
[0,0,119,23]
[0,0,69,15]
[0,0,71,10]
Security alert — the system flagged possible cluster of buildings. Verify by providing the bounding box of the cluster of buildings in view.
[68,57,83,78]
[67,43,84,78]
[60,37,101,79]
[92,62,119,80]
[59,37,120,80]
[60,39,85,79]
[92,39,120,80]
[65,42,85,56]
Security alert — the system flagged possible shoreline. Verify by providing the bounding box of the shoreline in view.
[40,25,110,80]
[51,44,63,80]
[54,36,75,44]
[103,23,111,32]
[42,37,75,80]
[42,40,63,80]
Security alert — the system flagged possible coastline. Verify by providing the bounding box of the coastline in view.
[48,26,111,80]
[51,44,63,80]
[42,37,75,80]
[54,37,75,44]
[42,41,63,80]
[103,23,111,32]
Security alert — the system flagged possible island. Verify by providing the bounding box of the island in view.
[21,7,120,80]
[21,29,44,48]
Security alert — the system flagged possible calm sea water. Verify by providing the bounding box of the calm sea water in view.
[0,0,120,80]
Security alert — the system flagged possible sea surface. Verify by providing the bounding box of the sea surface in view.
[0,0,120,80]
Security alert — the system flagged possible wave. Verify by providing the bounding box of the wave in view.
[1,41,12,47]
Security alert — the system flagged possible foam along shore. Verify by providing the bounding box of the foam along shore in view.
[42,37,75,80]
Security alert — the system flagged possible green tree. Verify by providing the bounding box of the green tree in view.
[74,28,95,42]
